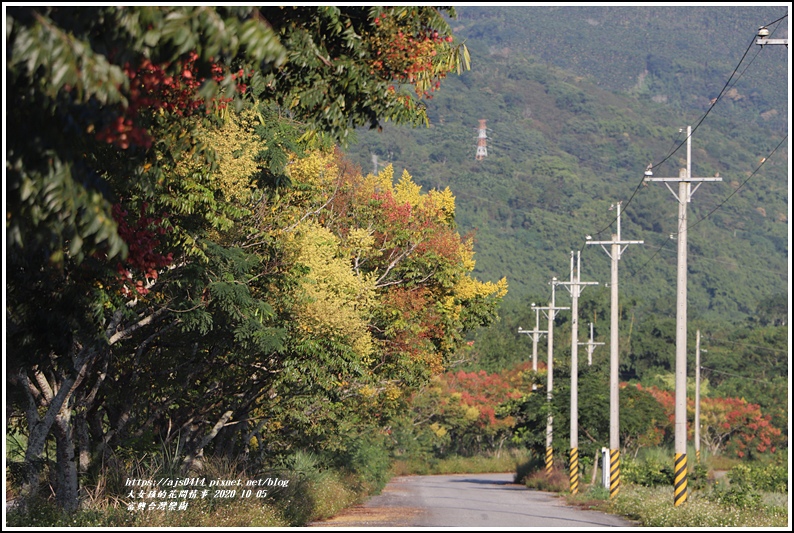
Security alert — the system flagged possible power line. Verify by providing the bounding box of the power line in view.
[762,13,788,28]
[700,366,783,385]
[680,135,789,235]
[620,134,788,281]
[580,23,767,253]
[705,340,788,354]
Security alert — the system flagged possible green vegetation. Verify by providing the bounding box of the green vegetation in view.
[522,448,788,527]
[5,6,787,528]
[6,5,496,523]
[607,483,788,527]
[345,7,787,451]
[5,451,362,527]
[391,449,526,477]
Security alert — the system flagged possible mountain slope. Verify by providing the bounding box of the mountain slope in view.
[342,6,789,327]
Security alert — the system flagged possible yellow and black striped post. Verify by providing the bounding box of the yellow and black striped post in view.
[545,446,554,475]
[569,448,579,494]
[696,448,700,464]
[674,453,688,506]
[609,449,620,499]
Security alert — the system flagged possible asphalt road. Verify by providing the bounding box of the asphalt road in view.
[310,472,636,528]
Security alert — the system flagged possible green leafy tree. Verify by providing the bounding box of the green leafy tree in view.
[6,6,471,512]
[503,362,671,461]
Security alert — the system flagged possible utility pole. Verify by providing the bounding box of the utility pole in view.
[579,323,604,366]
[518,303,547,391]
[540,278,569,475]
[644,126,721,507]
[586,201,643,499]
[556,251,598,494]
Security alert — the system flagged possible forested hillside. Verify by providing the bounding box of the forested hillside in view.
[342,6,789,431]
[345,6,788,324]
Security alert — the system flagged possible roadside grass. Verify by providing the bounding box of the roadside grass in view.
[558,478,789,527]
[516,447,789,528]
[605,484,789,527]
[5,451,367,528]
[391,449,529,477]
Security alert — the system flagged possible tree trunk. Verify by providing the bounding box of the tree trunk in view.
[53,410,79,512]
[182,410,234,473]
[75,412,92,474]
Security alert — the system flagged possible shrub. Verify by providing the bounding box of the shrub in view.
[622,455,673,487]
[727,461,788,493]
[524,465,569,493]
[705,484,762,509]
[344,435,393,493]
[514,452,544,485]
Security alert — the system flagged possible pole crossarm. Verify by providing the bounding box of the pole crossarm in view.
[534,303,569,322]
[519,304,548,391]
[556,279,599,297]
[579,323,605,366]
[518,327,546,336]
[588,240,644,261]
[755,38,788,46]
[645,172,723,204]
[586,201,643,259]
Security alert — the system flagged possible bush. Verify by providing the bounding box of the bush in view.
[344,435,393,493]
[609,485,787,527]
[727,461,788,493]
[705,484,762,509]
[514,452,544,485]
[688,460,709,491]
[524,465,569,493]
[622,455,673,487]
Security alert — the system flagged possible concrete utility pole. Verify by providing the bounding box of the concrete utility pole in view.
[518,303,547,391]
[556,251,598,494]
[586,201,643,499]
[579,323,604,366]
[644,126,721,507]
[541,278,569,475]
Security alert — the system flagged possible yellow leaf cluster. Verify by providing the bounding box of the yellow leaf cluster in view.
[426,187,456,223]
[359,385,377,398]
[360,164,395,197]
[394,169,423,207]
[458,238,477,271]
[430,422,448,438]
[361,166,456,225]
[345,227,376,256]
[463,405,480,422]
[286,149,338,191]
[384,384,402,401]
[201,108,268,203]
[292,221,377,361]
[453,275,508,301]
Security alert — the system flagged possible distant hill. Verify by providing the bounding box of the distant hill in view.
[343,5,789,329]
[453,5,788,132]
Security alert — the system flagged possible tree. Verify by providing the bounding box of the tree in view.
[6,6,472,512]
[699,397,782,459]
[6,5,469,267]
[503,363,673,461]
